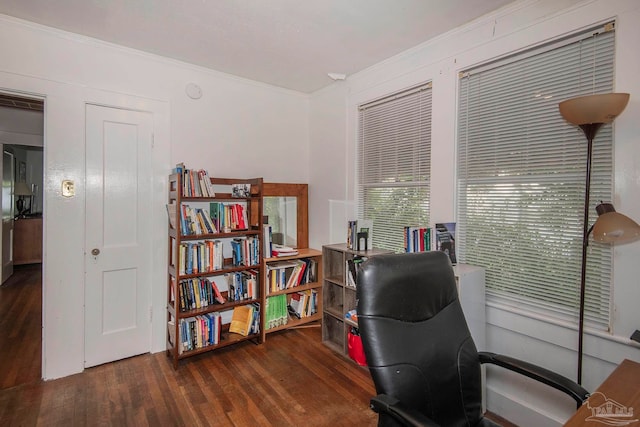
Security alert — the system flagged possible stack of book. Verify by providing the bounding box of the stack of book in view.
[346,256,366,288]
[230,236,260,267]
[178,312,222,353]
[210,202,248,232]
[177,277,225,311]
[288,289,318,318]
[225,270,259,302]
[271,244,298,257]
[178,240,224,275]
[265,294,289,330]
[266,258,317,293]
[174,163,216,198]
[180,204,218,235]
[404,226,431,252]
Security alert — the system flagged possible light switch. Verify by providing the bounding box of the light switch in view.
[62,180,75,197]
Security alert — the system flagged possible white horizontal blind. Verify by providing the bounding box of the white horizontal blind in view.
[358,83,432,253]
[457,24,615,329]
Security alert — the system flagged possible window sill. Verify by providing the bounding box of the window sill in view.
[485,299,640,361]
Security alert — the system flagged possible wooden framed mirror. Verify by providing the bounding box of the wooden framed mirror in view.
[263,183,308,249]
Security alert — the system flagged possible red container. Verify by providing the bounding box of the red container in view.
[347,330,367,366]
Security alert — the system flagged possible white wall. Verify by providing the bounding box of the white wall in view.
[309,0,640,425]
[0,14,310,379]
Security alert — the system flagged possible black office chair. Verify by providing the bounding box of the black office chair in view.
[356,251,589,427]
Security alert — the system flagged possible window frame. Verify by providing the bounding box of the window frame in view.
[357,82,433,253]
[455,23,616,330]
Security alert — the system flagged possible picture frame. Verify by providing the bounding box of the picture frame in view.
[17,160,26,182]
[231,183,251,198]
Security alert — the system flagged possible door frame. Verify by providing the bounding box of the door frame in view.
[1,149,15,284]
[1,72,170,379]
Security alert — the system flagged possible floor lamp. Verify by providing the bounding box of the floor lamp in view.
[558,93,640,384]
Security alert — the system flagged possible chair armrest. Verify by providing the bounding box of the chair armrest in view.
[479,351,589,408]
[370,394,440,427]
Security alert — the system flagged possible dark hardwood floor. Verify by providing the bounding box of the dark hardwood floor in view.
[0,264,517,426]
[0,264,42,390]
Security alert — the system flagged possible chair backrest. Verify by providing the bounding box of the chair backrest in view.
[357,251,484,426]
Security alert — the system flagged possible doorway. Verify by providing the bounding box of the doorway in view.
[0,93,44,387]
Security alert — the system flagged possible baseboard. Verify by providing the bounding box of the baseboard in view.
[485,384,568,427]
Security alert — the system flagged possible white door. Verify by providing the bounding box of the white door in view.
[84,104,153,368]
[1,149,14,284]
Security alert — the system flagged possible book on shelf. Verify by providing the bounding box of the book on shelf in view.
[177,278,227,311]
[288,289,318,318]
[272,244,298,257]
[347,220,357,250]
[179,204,219,236]
[178,240,224,275]
[346,256,367,288]
[263,224,273,258]
[404,226,431,252]
[225,270,258,302]
[266,260,299,293]
[435,222,456,264]
[179,312,221,353]
[177,166,216,198]
[266,294,288,329]
[229,305,256,336]
[250,302,260,335]
[166,202,177,229]
[210,202,248,232]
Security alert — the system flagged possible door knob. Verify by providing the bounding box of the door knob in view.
[91,248,100,256]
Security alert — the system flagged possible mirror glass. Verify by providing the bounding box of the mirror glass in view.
[264,196,297,247]
[263,183,308,249]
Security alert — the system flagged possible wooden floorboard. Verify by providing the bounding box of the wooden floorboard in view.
[0,263,517,427]
[0,264,42,390]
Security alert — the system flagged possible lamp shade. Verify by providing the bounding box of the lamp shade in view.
[593,203,640,244]
[14,181,32,196]
[559,93,630,125]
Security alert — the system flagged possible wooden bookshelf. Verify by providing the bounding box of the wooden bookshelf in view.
[166,171,264,369]
[261,248,323,341]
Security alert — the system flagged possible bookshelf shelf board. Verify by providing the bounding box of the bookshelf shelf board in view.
[266,313,321,334]
[179,230,259,241]
[344,318,358,328]
[175,263,261,280]
[325,275,344,286]
[266,281,321,297]
[176,297,260,318]
[324,307,343,320]
[176,332,261,359]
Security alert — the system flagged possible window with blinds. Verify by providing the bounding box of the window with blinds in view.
[457,23,615,330]
[358,83,432,253]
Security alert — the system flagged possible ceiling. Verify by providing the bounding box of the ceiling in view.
[0,0,515,93]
